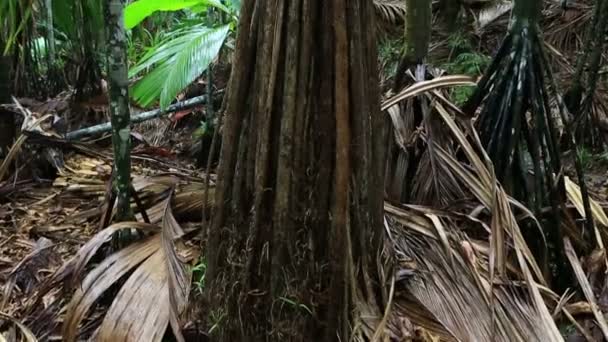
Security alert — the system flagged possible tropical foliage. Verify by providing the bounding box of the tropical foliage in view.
[126,0,239,108]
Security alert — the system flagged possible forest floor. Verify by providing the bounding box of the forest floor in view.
[0,100,213,338]
[2,92,608,340]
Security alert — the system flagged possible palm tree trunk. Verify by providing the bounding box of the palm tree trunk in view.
[206,0,387,340]
[512,0,541,24]
[0,40,15,159]
[465,0,575,288]
[45,0,55,67]
[394,0,432,89]
[104,0,132,221]
[440,0,460,30]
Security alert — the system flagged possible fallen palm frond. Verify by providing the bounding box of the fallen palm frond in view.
[373,0,407,28]
[384,72,550,282]
[379,58,608,340]
[1,237,56,312]
[50,152,214,224]
[383,72,476,205]
[474,1,513,32]
[386,205,562,341]
[0,312,38,342]
[0,97,56,181]
[23,194,195,342]
[380,70,608,341]
[564,237,608,340]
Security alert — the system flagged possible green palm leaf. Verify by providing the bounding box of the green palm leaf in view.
[130,24,230,108]
[125,0,230,29]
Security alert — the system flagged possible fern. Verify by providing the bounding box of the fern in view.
[443,52,491,106]
[444,53,491,76]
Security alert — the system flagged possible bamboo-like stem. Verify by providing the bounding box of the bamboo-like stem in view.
[66,95,209,140]
[512,0,541,25]
[104,0,132,221]
[45,0,55,67]
[393,0,431,90]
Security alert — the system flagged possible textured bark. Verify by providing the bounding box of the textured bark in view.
[393,0,432,89]
[104,0,132,221]
[440,0,460,30]
[512,0,542,24]
[403,0,432,63]
[0,41,15,158]
[45,0,56,67]
[206,0,387,341]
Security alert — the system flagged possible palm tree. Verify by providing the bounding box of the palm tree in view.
[463,0,582,288]
[206,0,387,340]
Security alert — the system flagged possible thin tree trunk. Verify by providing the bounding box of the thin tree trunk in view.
[0,37,16,158]
[393,0,432,89]
[512,0,541,24]
[206,0,387,341]
[45,0,55,67]
[0,40,15,158]
[104,0,132,221]
[440,0,460,30]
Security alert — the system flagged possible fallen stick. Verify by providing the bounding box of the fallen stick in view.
[66,95,209,140]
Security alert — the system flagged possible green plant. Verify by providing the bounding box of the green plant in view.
[208,309,225,334]
[191,258,207,294]
[440,32,492,106]
[445,52,491,76]
[446,31,472,52]
[277,297,313,316]
[378,36,405,83]
[125,0,240,108]
[577,147,593,170]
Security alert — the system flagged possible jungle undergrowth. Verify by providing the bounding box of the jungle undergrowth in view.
[378,35,406,89]
[192,257,207,294]
[442,32,491,106]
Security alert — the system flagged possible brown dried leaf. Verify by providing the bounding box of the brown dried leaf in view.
[62,236,160,342]
[94,196,191,342]
[564,237,608,340]
[161,199,189,342]
[97,250,169,342]
[0,312,38,342]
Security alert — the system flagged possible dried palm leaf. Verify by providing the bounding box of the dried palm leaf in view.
[475,2,513,32]
[564,237,608,340]
[387,205,563,341]
[0,312,38,342]
[14,187,196,342]
[60,195,193,342]
[95,248,171,342]
[564,176,608,250]
[382,74,476,205]
[373,0,406,26]
[62,236,161,341]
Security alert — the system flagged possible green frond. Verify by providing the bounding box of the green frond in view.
[131,60,174,110]
[125,0,231,30]
[130,24,230,108]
